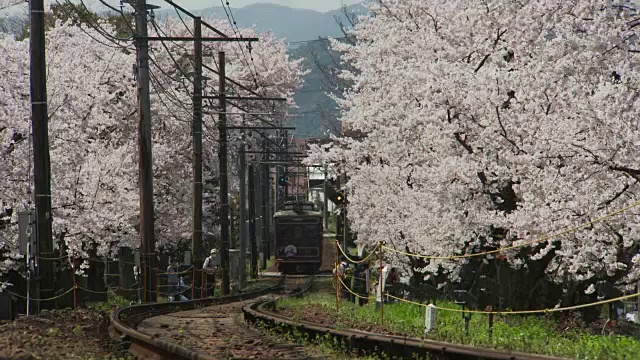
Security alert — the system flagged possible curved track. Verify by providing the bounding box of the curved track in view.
[243,280,566,360]
[109,276,314,360]
[112,275,565,360]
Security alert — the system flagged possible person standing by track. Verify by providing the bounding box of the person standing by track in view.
[203,249,219,297]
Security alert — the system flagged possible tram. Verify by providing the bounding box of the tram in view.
[273,201,323,274]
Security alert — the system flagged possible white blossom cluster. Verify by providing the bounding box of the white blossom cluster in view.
[308,0,640,290]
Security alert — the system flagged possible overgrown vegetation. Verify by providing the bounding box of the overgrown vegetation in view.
[86,291,131,312]
[276,292,640,360]
[253,318,382,360]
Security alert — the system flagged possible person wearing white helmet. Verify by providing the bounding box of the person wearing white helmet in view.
[203,249,219,296]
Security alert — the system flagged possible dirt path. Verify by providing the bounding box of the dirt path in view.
[0,308,127,360]
[137,295,324,359]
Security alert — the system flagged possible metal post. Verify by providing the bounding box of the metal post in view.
[335,240,340,313]
[248,164,258,278]
[379,242,384,322]
[239,136,247,287]
[29,0,54,311]
[218,51,230,295]
[192,16,204,297]
[323,169,328,231]
[343,202,348,252]
[135,0,157,302]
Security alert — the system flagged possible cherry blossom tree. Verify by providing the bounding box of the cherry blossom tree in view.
[1,8,303,283]
[308,0,640,309]
[0,20,139,266]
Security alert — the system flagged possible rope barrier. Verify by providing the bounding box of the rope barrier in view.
[384,291,640,314]
[337,276,375,300]
[382,199,640,260]
[158,286,193,297]
[3,287,76,301]
[336,241,379,263]
[76,286,111,295]
[156,266,194,275]
[333,270,640,316]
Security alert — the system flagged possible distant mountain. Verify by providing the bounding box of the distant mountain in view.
[158,3,365,137]
[159,2,365,43]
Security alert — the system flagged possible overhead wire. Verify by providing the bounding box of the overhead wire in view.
[148,18,195,86]
[219,0,262,92]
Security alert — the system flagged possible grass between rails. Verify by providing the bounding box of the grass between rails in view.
[275,292,640,360]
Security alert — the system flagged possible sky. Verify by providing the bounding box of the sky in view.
[2,0,363,15]
[164,0,362,13]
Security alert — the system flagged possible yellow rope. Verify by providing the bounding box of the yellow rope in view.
[336,241,379,263]
[4,286,76,301]
[337,276,375,300]
[156,266,194,275]
[76,286,111,294]
[334,274,640,315]
[382,200,640,260]
[383,291,640,315]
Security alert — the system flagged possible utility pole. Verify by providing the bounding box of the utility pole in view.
[29,0,54,311]
[260,140,269,270]
[248,164,258,277]
[238,133,247,287]
[135,0,156,302]
[192,16,203,296]
[218,51,230,295]
[283,131,289,201]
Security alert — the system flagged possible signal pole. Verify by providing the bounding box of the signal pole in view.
[29,0,54,310]
[218,51,230,295]
[192,16,204,295]
[135,0,156,302]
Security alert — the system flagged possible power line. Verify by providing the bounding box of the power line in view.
[220,0,262,91]
[288,36,348,45]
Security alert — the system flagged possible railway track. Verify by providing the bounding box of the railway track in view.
[109,276,315,360]
[244,290,565,360]
[111,275,565,360]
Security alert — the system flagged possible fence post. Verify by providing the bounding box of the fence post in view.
[379,241,384,323]
[72,264,77,309]
[192,268,196,300]
[487,305,494,339]
[201,270,205,298]
[335,240,340,314]
[143,263,147,303]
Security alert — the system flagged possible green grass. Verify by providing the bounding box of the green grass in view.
[253,318,379,359]
[276,292,640,360]
[86,291,131,311]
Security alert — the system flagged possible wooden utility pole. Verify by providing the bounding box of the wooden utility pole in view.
[248,164,258,278]
[260,140,269,270]
[192,16,204,296]
[238,135,247,287]
[218,51,230,295]
[135,0,156,302]
[29,0,54,310]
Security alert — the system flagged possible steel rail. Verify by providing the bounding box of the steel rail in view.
[243,296,567,360]
[110,279,284,359]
